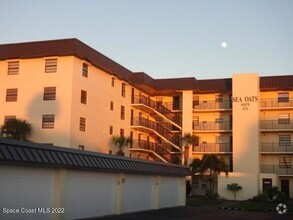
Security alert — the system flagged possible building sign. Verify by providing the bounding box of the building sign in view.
[232,96,258,111]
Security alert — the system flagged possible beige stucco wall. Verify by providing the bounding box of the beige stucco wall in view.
[0,57,137,154]
[0,57,74,147]
[68,57,132,153]
[232,73,260,173]
[218,172,260,200]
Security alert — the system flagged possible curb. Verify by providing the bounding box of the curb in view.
[219,207,276,212]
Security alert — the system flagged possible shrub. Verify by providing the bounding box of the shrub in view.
[226,183,242,200]
[252,193,270,202]
[274,192,288,203]
[266,186,279,200]
[206,190,219,200]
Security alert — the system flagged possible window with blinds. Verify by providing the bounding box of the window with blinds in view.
[82,63,88,77]
[279,135,291,146]
[81,90,87,104]
[80,117,86,132]
[278,92,289,103]
[45,58,57,73]
[279,157,291,168]
[6,88,18,102]
[120,106,125,120]
[278,113,290,124]
[4,115,16,123]
[121,83,126,97]
[8,61,19,75]
[43,87,56,100]
[42,115,55,129]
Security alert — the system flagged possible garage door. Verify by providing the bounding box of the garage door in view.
[65,170,116,219]
[159,176,179,208]
[122,174,153,213]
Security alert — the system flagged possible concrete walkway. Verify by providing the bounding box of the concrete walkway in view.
[89,205,293,220]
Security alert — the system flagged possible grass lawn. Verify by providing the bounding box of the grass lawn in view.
[187,197,293,213]
[230,200,293,212]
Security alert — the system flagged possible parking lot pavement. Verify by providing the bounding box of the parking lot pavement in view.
[88,206,293,220]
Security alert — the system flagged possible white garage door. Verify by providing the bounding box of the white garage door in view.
[122,174,153,213]
[159,176,179,208]
[65,170,116,219]
[0,165,54,220]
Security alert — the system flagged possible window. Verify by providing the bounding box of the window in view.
[278,92,289,103]
[279,157,291,168]
[79,117,86,132]
[82,63,88,77]
[8,61,19,75]
[6,88,18,102]
[193,95,199,107]
[4,115,16,123]
[42,114,55,129]
[43,87,56,100]
[78,145,85,150]
[121,83,126,97]
[110,101,114,111]
[278,113,290,124]
[121,106,125,120]
[45,58,57,73]
[109,125,113,135]
[279,135,291,146]
[215,118,223,123]
[216,136,223,144]
[215,94,223,102]
[193,116,199,127]
[81,90,87,104]
[111,77,115,87]
[120,128,124,136]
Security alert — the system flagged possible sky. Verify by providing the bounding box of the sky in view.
[0,0,293,80]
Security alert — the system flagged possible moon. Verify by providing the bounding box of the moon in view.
[221,42,227,48]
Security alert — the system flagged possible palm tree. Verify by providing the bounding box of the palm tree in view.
[190,154,229,196]
[0,118,32,141]
[181,133,199,165]
[111,135,132,156]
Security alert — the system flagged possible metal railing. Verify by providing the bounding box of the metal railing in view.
[260,98,293,108]
[261,165,293,175]
[261,142,293,153]
[132,95,182,127]
[162,102,182,111]
[192,143,232,153]
[193,121,232,131]
[131,117,180,148]
[260,120,293,130]
[193,100,232,110]
[131,139,172,162]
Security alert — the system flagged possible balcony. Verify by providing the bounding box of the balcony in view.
[192,143,232,153]
[261,165,293,175]
[260,120,293,131]
[131,117,181,150]
[261,142,293,153]
[131,95,182,128]
[193,100,232,111]
[193,121,232,132]
[130,140,173,163]
[260,98,293,109]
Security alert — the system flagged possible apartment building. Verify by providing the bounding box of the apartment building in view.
[0,39,292,199]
